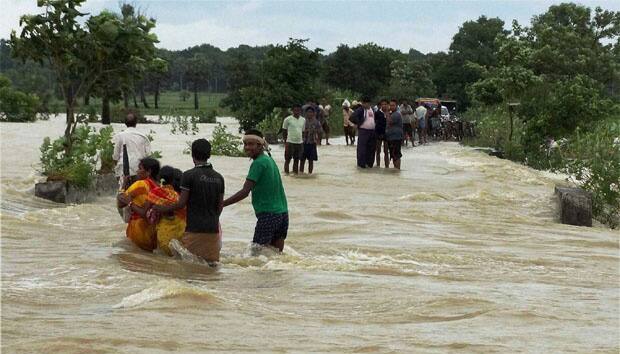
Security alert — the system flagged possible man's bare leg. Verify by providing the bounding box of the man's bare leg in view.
[292,158,299,174]
[270,238,284,252]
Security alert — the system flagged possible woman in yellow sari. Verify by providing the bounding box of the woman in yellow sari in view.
[144,166,187,256]
[117,158,160,252]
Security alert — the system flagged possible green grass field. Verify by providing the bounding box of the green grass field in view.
[58,91,231,117]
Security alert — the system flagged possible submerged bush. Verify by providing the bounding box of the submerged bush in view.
[257,108,285,143]
[210,123,244,157]
[39,124,115,188]
[555,121,620,228]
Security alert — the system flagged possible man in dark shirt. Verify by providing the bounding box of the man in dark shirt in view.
[154,139,224,264]
[375,99,389,168]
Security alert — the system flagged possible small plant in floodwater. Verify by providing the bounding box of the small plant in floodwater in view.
[211,123,244,157]
[39,123,115,188]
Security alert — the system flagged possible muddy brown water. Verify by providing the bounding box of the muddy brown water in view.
[1,116,618,353]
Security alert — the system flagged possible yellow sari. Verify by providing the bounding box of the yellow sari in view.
[124,178,158,251]
[147,184,187,256]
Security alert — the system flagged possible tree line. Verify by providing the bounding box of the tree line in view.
[2,0,535,129]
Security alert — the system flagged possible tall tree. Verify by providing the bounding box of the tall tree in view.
[223,38,321,130]
[90,4,159,123]
[435,16,509,109]
[186,54,210,110]
[11,0,104,149]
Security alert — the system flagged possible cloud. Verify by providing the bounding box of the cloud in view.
[0,1,40,38]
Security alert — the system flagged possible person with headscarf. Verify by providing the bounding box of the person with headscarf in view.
[223,129,289,252]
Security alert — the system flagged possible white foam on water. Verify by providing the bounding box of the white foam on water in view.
[112,279,218,309]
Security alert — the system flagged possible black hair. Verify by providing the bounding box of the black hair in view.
[292,103,302,109]
[379,98,388,104]
[173,168,183,192]
[305,106,316,113]
[192,138,211,161]
[245,129,263,137]
[361,96,371,103]
[159,165,176,186]
[139,157,160,180]
[125,112,137,127]
[390,98,398,104]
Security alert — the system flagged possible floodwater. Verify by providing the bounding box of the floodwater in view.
[1,116,618,353]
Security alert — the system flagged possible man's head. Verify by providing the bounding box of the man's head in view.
[389,99,398,112]
[305,106,316,120]
[292,104,302,117]
[125,112,137,127]
[243,129,265,159]
[191,138,211,163]
[379,99,389,112]
[361,96,371,109]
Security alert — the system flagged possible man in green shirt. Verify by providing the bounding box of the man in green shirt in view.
[223,129,289,252]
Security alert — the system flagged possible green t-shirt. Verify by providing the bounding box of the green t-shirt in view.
[282,115,305,144]
[246,153,288,214]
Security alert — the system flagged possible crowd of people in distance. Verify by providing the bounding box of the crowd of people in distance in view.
[114,113,287,265]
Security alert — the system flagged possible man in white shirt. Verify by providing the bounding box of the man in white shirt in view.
[415,103,428,145]
[281,104,306,174]
[112,112,152,184]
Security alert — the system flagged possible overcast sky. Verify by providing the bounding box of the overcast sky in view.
[2,0,618,54]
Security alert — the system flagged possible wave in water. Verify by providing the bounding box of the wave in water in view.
[113,280,219,309]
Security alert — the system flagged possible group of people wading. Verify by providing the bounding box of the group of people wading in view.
[114,113,288,265]
[112,98,448,264]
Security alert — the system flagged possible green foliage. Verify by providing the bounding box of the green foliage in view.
[179,90,191,102]
[81,104,99,122]
[381,59,436,100]
[110,106,146,123]
[39,124,115,188]
[0,83,40,122]
[170,113,199,135]
[196,108,217,123]
[210,123,245,157]
[323,43,402,98]
[555,120,620,228]
[222,38,322,131]
[257,108,286,142]
[464,3,620,228]
[462,105,525,161]
[430,16,509,109]
[145,129,163,159]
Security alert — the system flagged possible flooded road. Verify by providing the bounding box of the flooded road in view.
[1,116,618,353]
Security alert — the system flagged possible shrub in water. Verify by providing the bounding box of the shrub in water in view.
[39,124,116,188]
[211,123,245,157]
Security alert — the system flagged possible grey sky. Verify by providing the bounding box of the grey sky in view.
[2,0,618,54]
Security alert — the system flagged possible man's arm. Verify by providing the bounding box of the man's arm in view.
[112,135,121,162]
[223,179,255,207]
[153,189,189,213]
[282,118,288,142]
